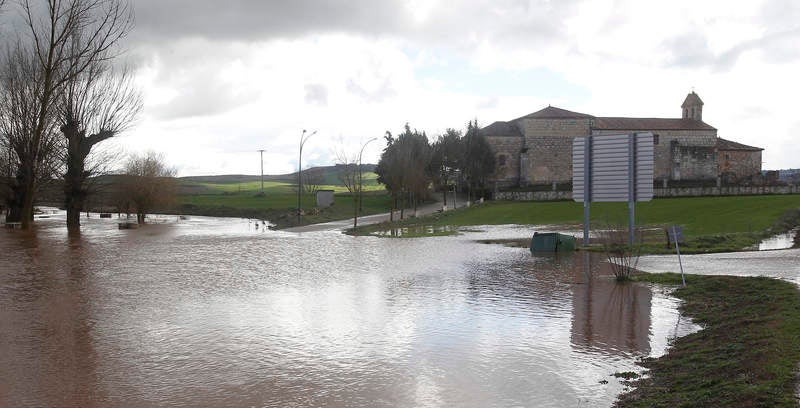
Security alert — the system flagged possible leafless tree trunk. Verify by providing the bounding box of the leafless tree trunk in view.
[59,60,141,230]
[335,148,361,230]
[0,0,133,230]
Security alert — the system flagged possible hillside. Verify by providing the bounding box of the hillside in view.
[180,164,377,185]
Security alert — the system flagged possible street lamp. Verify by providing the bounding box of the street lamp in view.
[298,129,317,223]
[257,149,265,193]
[358,137,377,213]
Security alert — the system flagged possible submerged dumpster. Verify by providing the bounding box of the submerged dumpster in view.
[530,232,576,253]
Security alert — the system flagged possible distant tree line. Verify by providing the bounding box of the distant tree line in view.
[375,120,495,219]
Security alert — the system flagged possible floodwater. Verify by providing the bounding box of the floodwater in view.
[759,229,798,251]
[1,213,696,407]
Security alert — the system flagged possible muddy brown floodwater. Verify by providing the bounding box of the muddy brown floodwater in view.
[0,213,697,407]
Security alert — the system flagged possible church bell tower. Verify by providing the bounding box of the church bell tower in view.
[681,91,704,121]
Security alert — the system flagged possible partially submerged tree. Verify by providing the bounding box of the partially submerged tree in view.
[120,151,176,224]
[59,62,141,229]
[0,0,133,229]
[375,124,432,219]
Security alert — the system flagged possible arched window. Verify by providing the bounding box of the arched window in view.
[498,154,507,166]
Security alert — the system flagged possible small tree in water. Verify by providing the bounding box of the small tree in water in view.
[597,221,645,282]
[119,152,176,224]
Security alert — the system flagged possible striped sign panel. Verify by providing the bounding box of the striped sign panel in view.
[573,133,654,202]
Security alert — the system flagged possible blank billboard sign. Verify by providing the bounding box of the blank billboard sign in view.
[573,133,654,203]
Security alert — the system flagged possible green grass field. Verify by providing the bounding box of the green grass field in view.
[423,195,800,237]
[353,195,800,252]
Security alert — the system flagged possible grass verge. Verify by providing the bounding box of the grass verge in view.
[615,273,800,407]
[352,196,800,253]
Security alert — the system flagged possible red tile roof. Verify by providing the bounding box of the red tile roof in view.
[592,117,716,131]
[479,121,522,137]
[717,138,763,151]
[515,106,594,120]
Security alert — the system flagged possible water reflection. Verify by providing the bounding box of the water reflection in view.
[570,253,652,356]
[0,213,695,407]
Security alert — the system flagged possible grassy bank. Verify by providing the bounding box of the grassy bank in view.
[615,273,800,407]
[352,195,800,252]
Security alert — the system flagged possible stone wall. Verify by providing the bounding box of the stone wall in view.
[485,135,524,187]
[719,150,762,181]
[520,118,592,184]
[591,129,717,180]
[495,185,800,201]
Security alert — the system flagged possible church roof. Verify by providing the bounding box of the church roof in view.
[515,106,594,120]
[479,121,523,137]
[681,91,704,108]
[717,138,763,151]
[593,117,716,131]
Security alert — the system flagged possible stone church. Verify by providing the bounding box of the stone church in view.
[480,92,763,187]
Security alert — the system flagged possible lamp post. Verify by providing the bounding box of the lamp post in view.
[297,129,317,223]
[358,137,377,214]
[257,149,265,193]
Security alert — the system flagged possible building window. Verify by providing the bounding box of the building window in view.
[653,134,660,145]
[725,153,730,160]
[498,154,507,166]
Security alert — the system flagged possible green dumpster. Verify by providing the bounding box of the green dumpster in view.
[530,232,576,253]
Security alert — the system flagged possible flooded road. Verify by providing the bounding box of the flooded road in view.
[1,214,695,407]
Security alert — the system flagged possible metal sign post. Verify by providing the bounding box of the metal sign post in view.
[583,137,591,246]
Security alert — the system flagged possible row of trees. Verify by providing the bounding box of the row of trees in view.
[0,0,143,230]
[375,120,496,220]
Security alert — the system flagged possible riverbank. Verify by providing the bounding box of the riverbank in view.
[350,196,800,254]
[615,273,800,407]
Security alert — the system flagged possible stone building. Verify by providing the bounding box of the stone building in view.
[481,92,763,187]
[717,138,763,183]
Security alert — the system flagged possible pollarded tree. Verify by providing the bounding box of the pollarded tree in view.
[59,60,142,230]
[120,151,176,224]
[0,0,133,229]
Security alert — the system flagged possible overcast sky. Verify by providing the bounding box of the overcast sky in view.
[7,0,800,175]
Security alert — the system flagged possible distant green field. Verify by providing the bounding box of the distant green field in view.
[176,172,390,228]
[180,172,382,195]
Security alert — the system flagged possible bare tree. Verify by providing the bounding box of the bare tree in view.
[0,0,133,229]
[303,167,323,194]
[335,148,361,230]
[597,221,645,282]
[0,44,64,224]
[59,61,141,229]
[119,151,176,224]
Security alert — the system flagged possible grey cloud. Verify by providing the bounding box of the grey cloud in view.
[130,0,580,51]
[661,30,716,69]
[304,84,328,106]
[345,77,395,103]
[130,0,407,44]
[150,69,259,120]
[660,0,800,71]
